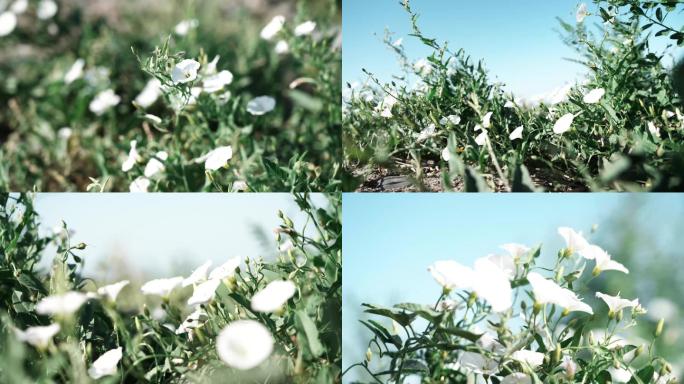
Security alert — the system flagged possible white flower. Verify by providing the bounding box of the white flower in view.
[171,59,200,84]
[504,100,516,108]
[558,227,589,254]
[64,59,85,84]
[414,58,432,75]
[440,115,461,126]
[482,112,493,128]
[502,373,532,384]
[97,280,130,302]
[500,243,530,260]
[216,320,274,370]
[176,308,206,334]
[475,130,487,146]
[279,239,294,252]
[183,260,212,287]
[441,147,451,162]
[511,350,544,369]
[37,0,58,20]
[10,0,28,14]
[416,124,436,142]
[486,254,516,280]
[580,245,629,274]
[203,70,233,93]
[294,20,316,36]
[143,151,168,178]
[553,113,575,134]
[144,114,162,125]
[187,278,222,306]
[274,40,289,54]
[232,180,248,192]
[200,146,233,171]
[509,125,524,141]
[246,96,276,115]
[135,79,162,108]
[89,89,121,115]
[209,257,241,280]
[527,272,593,314]
[560,356,578,379]
[457,352,499,375]
[0,12,17,37]
[261,15,285,40]
[583,88,605,104]
[58,127,72,139]
[140,276,183,297]
[121,140,141,172]
[88,347,122,379]
[251,280,296,313]
[15,324,60,349]
[174,19,198,36]
[596,292,639,314]
[36,291,88,316]
[129,176,150,193]
[608,367,632,383]
[576,3,588,23]
[648,121,661,138]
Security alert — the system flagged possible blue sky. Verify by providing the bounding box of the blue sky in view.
[342,193,684,382]
[343,0,684,98]
[33,193,328,280]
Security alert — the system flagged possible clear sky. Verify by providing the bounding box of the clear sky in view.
[342,193,684,383]
[33,193,328,280]
[343,0,684,98]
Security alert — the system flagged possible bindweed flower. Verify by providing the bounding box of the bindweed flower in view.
[475,130,487,146]
[171,59,200,84]
[209,257,241,280]
[553,113,575,134]
[576,3,588,23]
[183,260,212,287]
[583,88,605,104]
[176,308,206,335]
[37,0,58,20]
[580,245,629,274]
[88,347,122,379]
[509,125,524,141]
[485,254,516,280]
[143,151,167,178]
[64,59,85,84]
[246,96,276,115]
[251,280,296,313]
[501,373,532,384]
[11,0,28,14]
[97,280,130,302]
[294,21,316,36]
[261,15,285,40]
[456,351,499,375]
[504,100,516,108]
[440,115,461,126]
[558,227,589,255]
[274,40,289,55]
[608,367,632,383]
[648,121,661,138]
[416,124,436,142]
[140,276,183,298]
[441,147,451,162]
[199,146,233,171]
[0,11,17,37]
[135,79,162,108]
[560,355,577,379]
[89,89,121,115]
[129,176,150,193]
[174,19,198,36]
[511,350,544,369]
[15,324,60,349]
[482,112,493,129]
[596,292,639,316]
[36,291,88,316]
[121,140,141,172]
[278,239,294,252]
[527,272,593,314]
[414,58,433,76]
[500,243,530,261]
[187,278,222,306]
[202,70,233,93]
[216,320,274,370]
[57,127,72,139]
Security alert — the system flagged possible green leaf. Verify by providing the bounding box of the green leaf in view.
[295,310,324,358]
[438,327,483,343]
[361,303,416,326]
[394,303,443,323]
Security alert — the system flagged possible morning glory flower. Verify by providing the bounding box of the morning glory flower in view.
[182,260,212,287]
[209,257,241,280]
[261,15,285,40]
[648,121,661,138]
[485,254,516,280]
[596,292,639,314]
[294,20,316,36]
[37,291,88,316]
[527,272,593,314]
[440,115,461,126]
[416,124,436,142]
[187,278,222,306]
[121,140,141,172]
[608,367,632,383]
[88,347,122,379]
[15,324,60,349]
[558,227,589,255]
[482,112,493,129]
[200,146,233,171]
[274,40,289,54]
[174,19,198,36]
[203,70,233,93]
[278,239,294,252]
[140,276,183,298]
[246,96,276,115]
[37,0,58,20]
[135,79,162,108]
[251,280,296,313]
[475,130,487,146]
[89,89,121,115]
[11,0,28,14]
[509,125,524,141]
[502,373,531,384]
[171,59,200,84]
[583,88,605,104]
[143,151,168,178]
[64,59,85,84]
[176,308,206,335]
[0,12,17,37]
[580,245,629,274]
[560,355,578,379]
[576,3,588,23]
[500,243,530,260]
[511,350,544,369]
[441,147,451,162]
[553,113,575,134]
[216,320,274,370]
[428,260,474,291]
[129,176,150,193]
[456,352,499,375]
[97,280,130,302]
